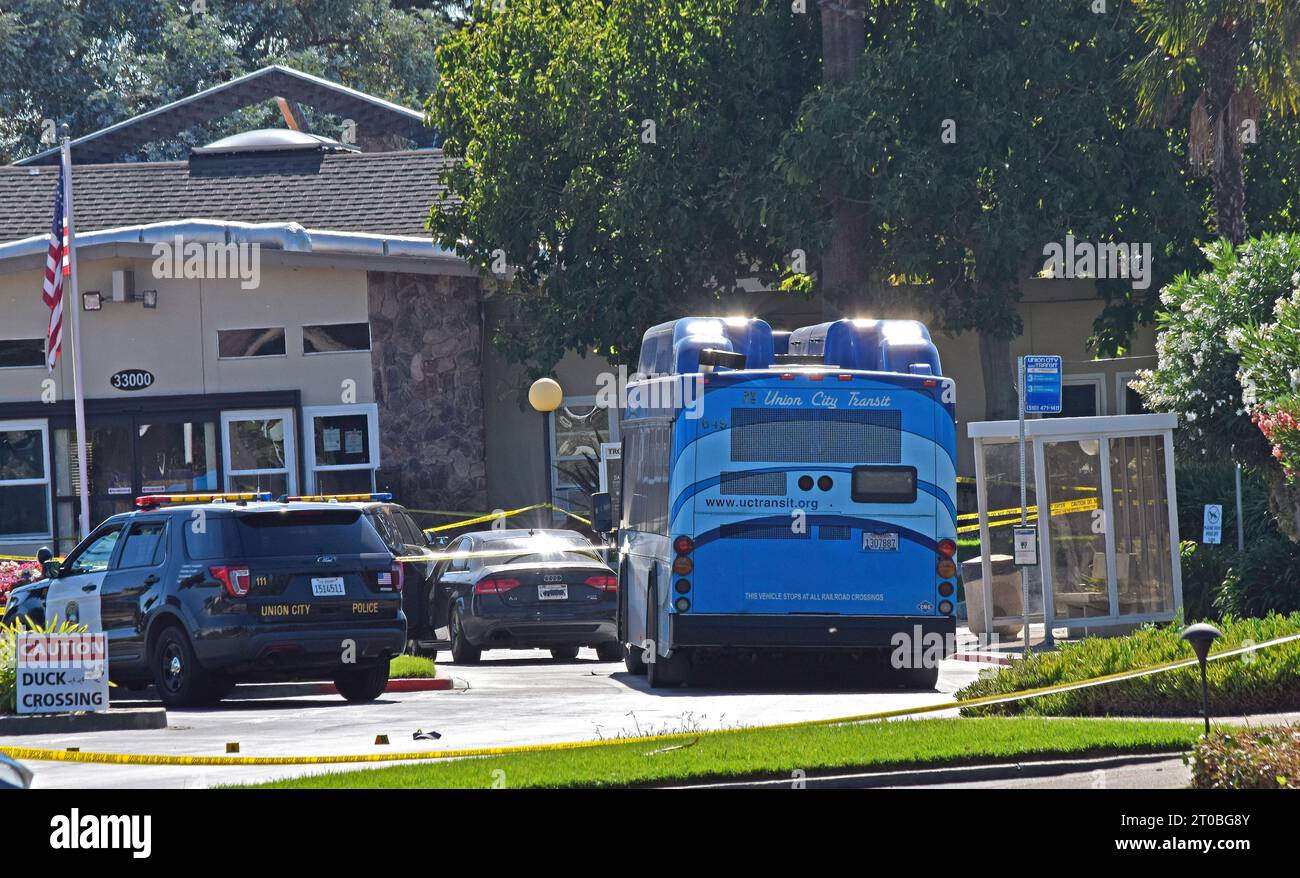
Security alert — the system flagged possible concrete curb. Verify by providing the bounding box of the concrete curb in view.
[0,708,167,736]
[667,751,1185,789]
[950,652,1014,666]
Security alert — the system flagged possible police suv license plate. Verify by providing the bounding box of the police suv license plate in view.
[862,532,899,552]
[311,577,346,597]
[538,583,568,601]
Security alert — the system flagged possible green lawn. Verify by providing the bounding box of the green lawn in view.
[239,717,1203,789]
[389,655,437,679]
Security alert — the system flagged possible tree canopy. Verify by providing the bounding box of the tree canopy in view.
[0,0,460,163]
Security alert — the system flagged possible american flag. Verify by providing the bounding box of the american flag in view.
[41,171,68,372]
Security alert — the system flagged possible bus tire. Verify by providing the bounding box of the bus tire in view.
[624,642,648,675]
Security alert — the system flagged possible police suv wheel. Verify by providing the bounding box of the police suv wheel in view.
[151,626,222,707]
[334,660,391,702]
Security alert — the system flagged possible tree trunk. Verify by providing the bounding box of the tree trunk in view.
[818,0,870,311]
[1268,474,1300,543]
[979,331,1018,421]
[1202,22,1248,246]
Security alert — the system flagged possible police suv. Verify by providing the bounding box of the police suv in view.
[1,492,408,707]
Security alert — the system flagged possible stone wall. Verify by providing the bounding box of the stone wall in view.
[367,271,487,512]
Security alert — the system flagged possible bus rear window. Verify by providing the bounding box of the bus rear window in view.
[851,466,917,504]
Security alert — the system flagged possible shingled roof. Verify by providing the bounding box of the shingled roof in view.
[0,150,452,240]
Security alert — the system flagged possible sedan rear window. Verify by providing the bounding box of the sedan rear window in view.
[481,538,602,566]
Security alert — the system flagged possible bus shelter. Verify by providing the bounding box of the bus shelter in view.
[966,414,1182,640]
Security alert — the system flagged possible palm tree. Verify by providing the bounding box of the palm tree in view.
[1128,1,1300,245]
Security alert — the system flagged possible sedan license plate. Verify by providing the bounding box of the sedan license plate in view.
[862,532,899,552]
[538,583,568,601]
[311,577,346,597]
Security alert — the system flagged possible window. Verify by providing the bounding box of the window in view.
[0,421,51,539]
[217,327,286,359]
[446,537,469,572]
[550,396,618,514]
[67,525,123,575]
[137,421,217,493]
[233,509,388,556]
[117,521,168,569]
[1045,375,1104,419]
[221,409,296,496]
[0,338,45,369]
[303,322,371,354]
[303,404,379,495]
[620,424,670,535]
[1117,372,1148,415]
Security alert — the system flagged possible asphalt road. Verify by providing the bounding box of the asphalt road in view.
[10,650,988,789]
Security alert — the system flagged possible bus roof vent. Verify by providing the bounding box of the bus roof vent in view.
[788,318,942,376]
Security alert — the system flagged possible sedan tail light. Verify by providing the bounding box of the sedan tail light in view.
[584,574,618,591]
[211,565,251,598]
[474,577,521,595]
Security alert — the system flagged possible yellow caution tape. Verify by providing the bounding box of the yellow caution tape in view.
[4,632,1296,768]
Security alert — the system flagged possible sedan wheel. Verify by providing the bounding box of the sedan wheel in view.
[450,608,481,664]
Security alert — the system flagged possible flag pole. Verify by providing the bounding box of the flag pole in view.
[61,133,91,538]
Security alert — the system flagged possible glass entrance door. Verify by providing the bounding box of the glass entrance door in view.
[55,414,219,549]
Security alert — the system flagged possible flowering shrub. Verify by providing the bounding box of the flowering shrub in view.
[1251,406,1300,480]
[0,559,41,607]
[1133,236,1300,469]
[1234,287,1300,482]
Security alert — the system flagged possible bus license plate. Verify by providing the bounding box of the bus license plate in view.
[538,583,568,601]
[862,532,899,552]
[311,577,346,596]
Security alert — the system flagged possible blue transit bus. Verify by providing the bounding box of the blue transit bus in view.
[605,316,958,688]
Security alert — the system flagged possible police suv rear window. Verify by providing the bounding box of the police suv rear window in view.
[184,510,388,558]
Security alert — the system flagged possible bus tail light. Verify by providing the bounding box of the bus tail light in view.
[937,559,957,579]
[672,556,694,576]
[673,535,694,555]
[585,575,618,591]
[674,597,691,612]
[937,538,957,559]
[475,577,521,595]
[938,581,955,597]
[674,578,691,594]
[210,565,251,598]
[938,600,954,615]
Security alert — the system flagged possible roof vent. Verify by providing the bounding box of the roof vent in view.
[192,128,358,155]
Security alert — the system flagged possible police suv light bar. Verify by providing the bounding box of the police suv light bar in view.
[280,493,393,503]
[135,492,272,508]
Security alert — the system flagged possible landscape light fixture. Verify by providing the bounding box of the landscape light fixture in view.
[1180,622,1221,735]
[142,289,158,309]
[82,291,102,311]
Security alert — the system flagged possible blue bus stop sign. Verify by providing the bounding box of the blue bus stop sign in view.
[1023,355,1062,414]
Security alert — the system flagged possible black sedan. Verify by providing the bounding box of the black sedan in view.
[436,529,620,662]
